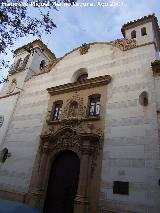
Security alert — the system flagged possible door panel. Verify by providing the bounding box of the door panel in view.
[43,151,80,213]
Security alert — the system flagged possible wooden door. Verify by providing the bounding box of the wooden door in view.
[43,151,80,213]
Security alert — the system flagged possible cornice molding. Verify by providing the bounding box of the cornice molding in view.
[47,75,111,95]
[0,91,20,100]
[12,39,156,79]
[54,39,137,63]
[32,41,156,77]
[47,116,100,125]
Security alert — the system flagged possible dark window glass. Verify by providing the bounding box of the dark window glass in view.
[113,181,129,195]
[89,96,100,116]
[139,91,148,106]
[40,60,46,70]
[141,27,147,36]
[131,30,136,39]
[52,102,62,120]
[77,73,88,81]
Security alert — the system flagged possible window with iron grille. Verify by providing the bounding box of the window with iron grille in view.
[52,101,63,121]
[88,95,100,116]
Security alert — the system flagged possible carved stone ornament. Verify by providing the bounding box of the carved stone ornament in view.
[52,130,81,152]
[40,129,80,155]
[0,115,4,128]
[40,126,102,176]
[61,93,86,120]
[111,38,137,51]
[7,79,17,94]
[47,75,111,96]
[79,43,90,55]
[9,54,30,74]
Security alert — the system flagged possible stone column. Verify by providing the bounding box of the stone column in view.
[26,142,49,209]
[74,140,91,213]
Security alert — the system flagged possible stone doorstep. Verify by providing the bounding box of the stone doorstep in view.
[101,208,136,213]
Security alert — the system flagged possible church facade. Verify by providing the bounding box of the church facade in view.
[0,14,160,213]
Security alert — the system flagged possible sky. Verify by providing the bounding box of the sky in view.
[0,0,160,79]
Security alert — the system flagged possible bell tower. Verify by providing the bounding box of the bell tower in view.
[121,14,160,52]
[1,40,56,96]
[0,40,56,149]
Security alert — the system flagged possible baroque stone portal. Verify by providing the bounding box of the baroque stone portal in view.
[26,123,103,213]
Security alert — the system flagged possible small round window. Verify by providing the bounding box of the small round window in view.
[139,91,149,106]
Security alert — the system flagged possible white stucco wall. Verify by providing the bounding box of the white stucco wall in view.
[0,94,19,148]
[100,44,160,213]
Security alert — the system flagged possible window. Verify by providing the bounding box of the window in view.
[71,68,88,82]
[0,115,4,128]
[113,181,129,195]
[52,101,63,121]
[88,95,100,116]
[131,30,136,39]
[141,27,147,36]
[40,60,46,70]
[139,91,148,106]
[77,73,88,81]
[15,58,22,69]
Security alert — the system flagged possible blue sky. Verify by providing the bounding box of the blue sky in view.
[0,0,160,79]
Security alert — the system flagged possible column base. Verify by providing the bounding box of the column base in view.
[25,190,43,209]
[74,195,89,213]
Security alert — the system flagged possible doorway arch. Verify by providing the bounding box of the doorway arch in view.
[43,151,80,213]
